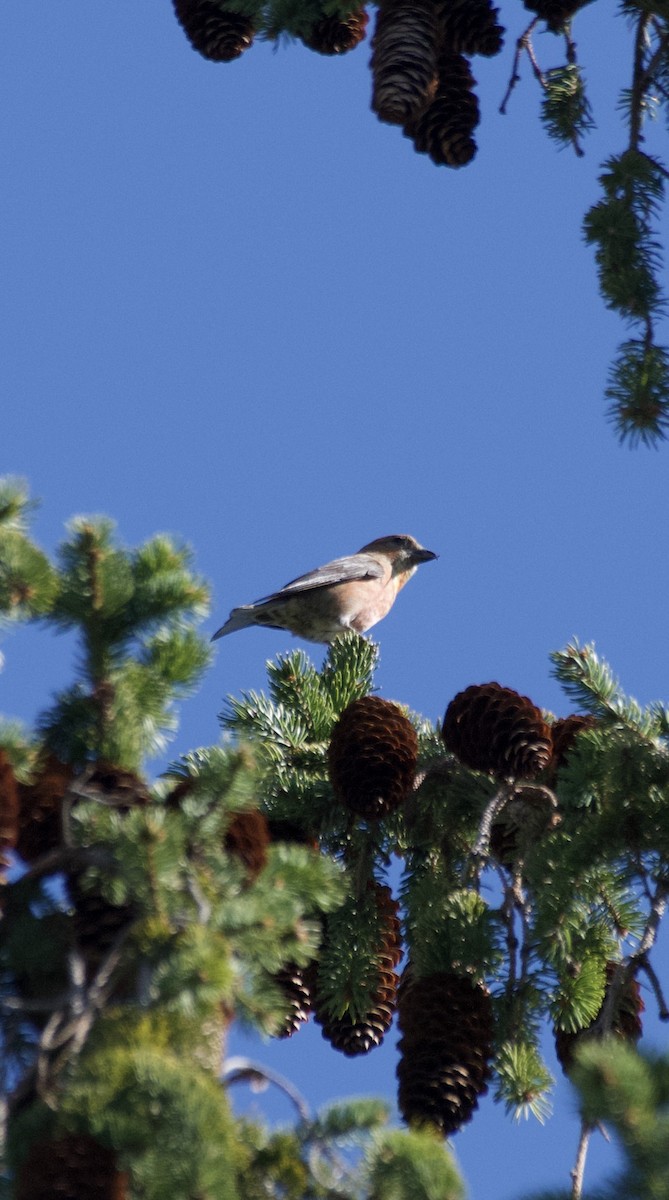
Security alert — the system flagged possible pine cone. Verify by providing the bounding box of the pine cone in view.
[437,0,504,57]
[0,750,19,850]
[555,961,645,1073]
[370,0,440,126]
[172,0,255,62]
[404,52,480,168]
[16,1133,128,1200]
[546,714,597,784]
[274,962,314,1037]
[225,809,270,879]
[397,970,494,1134]
[442,682,553,778]
[16,755,73,862]
[523,0,591,33]
[329,696,418,820]
[490,786,561,867]
[73,761,151,810]
[314,884,402,1056]
[301,9,369,55]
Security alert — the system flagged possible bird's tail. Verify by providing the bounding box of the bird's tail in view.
[211,606,258,640]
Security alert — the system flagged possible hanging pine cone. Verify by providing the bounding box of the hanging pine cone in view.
[225,808,270,879]
[16,1133,128,1200]
[397,970,494,1135]
[172,0,255,62]
[555,961,645,1073]
[490,785,561,867]
[437,0,504,57]
[273,962,314,1037]
[523,0,592,33]
[317,976,397,1056]
[314,884,402,1056]
[0,750,19,850]
[301,9,369,55]
[404,52,480,168]
[370,0,440,126]
[442,682,553,778]
[328,696,418,820]
[16,754,74,862]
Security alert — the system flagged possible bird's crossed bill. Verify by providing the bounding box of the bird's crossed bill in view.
[212,534,437,645]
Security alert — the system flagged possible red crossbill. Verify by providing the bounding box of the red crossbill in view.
[212,534,437,644]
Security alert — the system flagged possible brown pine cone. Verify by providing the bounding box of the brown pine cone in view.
[442,682,553,778]
[397,970,494,1134]
[316,978,397,1056]
[0,750,19,850]
[523,0,592,33]
[73,761,151,810]
[172,0,255,62]
[16,1133,128,1200]
[370,0,440,126]
[314,884,403,1056]
[404,52,479,167]
[16,754,73,862]
[225,809,270,879]
[301,9,369,55]
[437,0,504,57]
[547,714,597,784]
[274,962,314,1038]
[329,696,418,820]
[555,961,645,1073]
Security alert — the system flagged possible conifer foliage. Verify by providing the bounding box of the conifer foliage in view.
[1,479,669,1198]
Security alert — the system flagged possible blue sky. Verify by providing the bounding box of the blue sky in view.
[2,3,668,1196]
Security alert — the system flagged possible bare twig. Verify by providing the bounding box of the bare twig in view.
[462,782,515,885]
[594,880,667,1037]
[500,18,539,115]
[222,1055,311,1122]
[564,22,578,66]
[638,955,669,1021]
[571,1119,592,1200]
[629,13,653,152]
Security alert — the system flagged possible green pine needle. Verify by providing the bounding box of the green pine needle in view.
[541,65,594,152]
[493,1041,554,1124]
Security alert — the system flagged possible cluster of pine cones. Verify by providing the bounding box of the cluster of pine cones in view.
[171,0,503,167]
[370,0,503,167]
[171,1,594,167]
[272,683,641,1137]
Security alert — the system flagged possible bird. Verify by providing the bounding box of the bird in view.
[211,534,438,644]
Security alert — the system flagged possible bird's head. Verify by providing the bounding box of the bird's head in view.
[358,534,438,573]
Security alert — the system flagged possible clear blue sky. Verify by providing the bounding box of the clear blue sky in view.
[2,3,667,1196]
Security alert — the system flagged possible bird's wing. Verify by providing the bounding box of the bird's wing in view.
[254,553,385,605]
